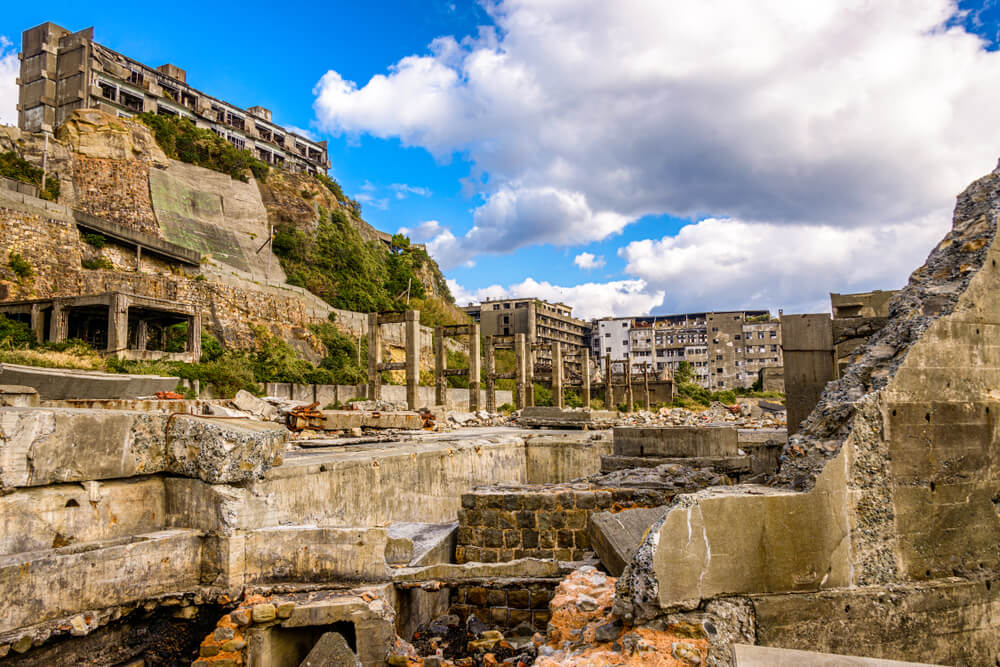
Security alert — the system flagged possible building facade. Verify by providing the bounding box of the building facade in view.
[463,298,591,370]
[16,22,330,174]
[591,310,782,390]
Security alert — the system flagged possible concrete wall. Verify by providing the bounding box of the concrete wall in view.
[780,314,835,434]
[263,382,513,410]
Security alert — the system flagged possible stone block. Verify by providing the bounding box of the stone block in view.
[613,426,739,458]
[300,631,361,666]
[165,415,287,483]
[588,506,668,576]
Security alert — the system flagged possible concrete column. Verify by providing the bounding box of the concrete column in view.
[581,349,591,408]
[644,362,651,409]
[626,361,634,413]
[468,324,481,412]
[526,345,536,407]
[605,355,613,409]
[514,333,527,409]
[552,342,564,408]
[434,326,447,407]
[50,300,68,343]
[405,310,420,410]
[136,320,148,351]
[107,293,129,357]
[367,313,381,401]
[188,314,202,360]
[485,336,496,413]
[29,303,44,344]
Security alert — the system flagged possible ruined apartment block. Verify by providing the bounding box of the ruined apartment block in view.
[463,298,591,372]
[592,311,782,390]
[16,22,330,174]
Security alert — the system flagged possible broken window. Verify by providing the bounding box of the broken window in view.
[160,84,178,101]
[258,126,272,142]
[128,69,144,86]
[228,135,246,150]
[181,91,198,109]
[156,105,177,117]
[98,81,116,102]
[225,111,245,130]
[211,105,225,122]
[119,90,144,112]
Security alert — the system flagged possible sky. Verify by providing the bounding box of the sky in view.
[3,1,1000,319]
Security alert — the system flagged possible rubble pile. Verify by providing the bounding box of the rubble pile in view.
[617,401,785,429]
[535,567,708,666]
[405,614,538,666]
[580,464,724,491]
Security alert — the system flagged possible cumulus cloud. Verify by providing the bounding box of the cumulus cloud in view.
[0,37,18,127]
[284,125,317,141]
[573,252,605,271]
[620,215,948,314]
[314,1,1000,312]
[399,220,474,269]
[449,277,664,320]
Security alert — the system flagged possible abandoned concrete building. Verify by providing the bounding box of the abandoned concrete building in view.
[16,22,330,174]
[591,311,783,390]
[463,298,591,373]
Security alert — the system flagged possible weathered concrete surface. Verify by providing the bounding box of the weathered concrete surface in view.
[386,522,457,566]
[165,415,287,483]
[613,160,1000,665]
[600,454,750,475]
[524,434,613,484]
[588,507,668,576]
[0,386,38,407]
[519,406,617,429]
[0,529,202,637]
[233,389,278,420]
[300,631,360,666]
[392,558,571,583]
[241,527,390,583]
[733,644,940,666]
[613,426,739,458]
[309,410,426,431]
[0,363,179,400]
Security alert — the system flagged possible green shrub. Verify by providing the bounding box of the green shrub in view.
[0,151,59,201]
[135,113,269,183]
[498,402,515,414]
[8,253,32,279]
[81,257,114,270]
[564,387,583,408]
[533,382,553,407]
[82,232,107,249]
[0,315,37,349]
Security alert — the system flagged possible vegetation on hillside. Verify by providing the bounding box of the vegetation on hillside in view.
[272,207,461,325]
[0,151,60,201]
[670,361,783,408]
[315,173,362,218]
[135,113,269,182]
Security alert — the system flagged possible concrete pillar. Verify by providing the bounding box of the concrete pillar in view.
[107,293,129,357]
[434,326,447,407]
[626,361,634,413]
[644,362,651,409]
[485,336,496,413]
[526,345,536,407]
[188,314,202,360]
[581,349,591,408]
[136,320,148,351]
[552,342,564,408]
[29,303,44,344]
[468,324,481,412]
[367,313,381,401]
[514,333,527,410]
[605,355,613,409]
[405,310,420,410]
[50,300,68,343]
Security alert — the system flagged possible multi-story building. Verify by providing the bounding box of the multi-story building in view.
[463,298,591,372]
[16,22,330,174]
[591,310,782,390]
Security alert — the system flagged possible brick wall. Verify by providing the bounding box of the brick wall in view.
[450,581,558,631]
[456,485,672,564]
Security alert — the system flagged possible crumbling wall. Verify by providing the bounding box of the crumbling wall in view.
[613,160,1000,665]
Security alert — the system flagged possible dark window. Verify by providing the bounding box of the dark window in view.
[120,90,144,112]
[128,69,144,86]
[98,81,116,101]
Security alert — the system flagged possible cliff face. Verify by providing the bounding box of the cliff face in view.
[0,109,462,356]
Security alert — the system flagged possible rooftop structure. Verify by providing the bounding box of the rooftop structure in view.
[16,22,330,174]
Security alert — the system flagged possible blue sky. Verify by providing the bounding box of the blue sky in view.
[3,1,1000,318]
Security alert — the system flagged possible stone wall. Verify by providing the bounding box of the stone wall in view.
[456,485,673,564]
[450,581,557,632]
[71,156,158,236]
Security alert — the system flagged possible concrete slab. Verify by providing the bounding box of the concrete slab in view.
[164,415,288,484]
[732,644,941,666]
[0,385,38,407]
[0,363,178,400]
[588,507,668,576]
[600,454,750,475]
[519,406,618,429]
[613,426,739,457]
[289,409,426,431]
[386,522,457,566]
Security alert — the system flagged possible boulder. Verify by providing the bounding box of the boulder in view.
[300,632,361,666]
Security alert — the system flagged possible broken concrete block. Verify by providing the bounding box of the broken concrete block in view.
[731,644,940,666]
[588,507,668,576]
[386,522,458,566]
[204,404,251,418]
[519,406,617,429]
[0,386,38,407]
[613,426,739,458]
[299,631,361,666]
[165,415,287,483]
[232,390,278,420]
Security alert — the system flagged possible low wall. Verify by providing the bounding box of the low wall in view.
[263,382,513,410]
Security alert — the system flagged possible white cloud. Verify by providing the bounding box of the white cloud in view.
[313,0,1000,310]
[620,215,947,314]
[573,252,605,271]
[0,37,18,127]
[399,220,475,268]
[391,183,433,199]
[354,192,389,210]
[449,276,664,319]
[284,125,317,141]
